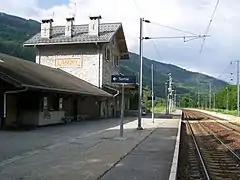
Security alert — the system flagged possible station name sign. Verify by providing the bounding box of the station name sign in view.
[55,58,83,68]
[111,75,136,84]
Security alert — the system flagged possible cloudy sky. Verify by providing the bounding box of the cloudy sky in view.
[0,0,239,82]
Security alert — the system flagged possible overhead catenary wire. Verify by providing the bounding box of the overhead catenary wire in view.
[149,21,198,36]
[200,0,220,53]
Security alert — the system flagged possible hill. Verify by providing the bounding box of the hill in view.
[121,53,227,97]
[0,12,40,60]
[0,12,228,97]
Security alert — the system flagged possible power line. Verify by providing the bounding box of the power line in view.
[200,0,220,53]
[150,21,198,36]
[144,35,209,40]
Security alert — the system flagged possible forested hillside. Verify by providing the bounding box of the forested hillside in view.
[0,12,228,98]
[0,12,40,60]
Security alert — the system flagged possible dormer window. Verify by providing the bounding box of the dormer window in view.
[105,47,111,62]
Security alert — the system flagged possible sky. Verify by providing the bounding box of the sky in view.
[0,0,239,83]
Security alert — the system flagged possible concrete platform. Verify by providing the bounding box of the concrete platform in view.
[0,118,181,180]
[100,119,181,180]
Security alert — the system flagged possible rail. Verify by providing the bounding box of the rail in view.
[200,122,240,162]
[186,120,210,180]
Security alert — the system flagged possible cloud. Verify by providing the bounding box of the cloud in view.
[0,0,239,82]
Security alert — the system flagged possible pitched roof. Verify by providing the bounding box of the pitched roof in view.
[0,53,112,97]
[24,22,129,59]
[24,23,120,45]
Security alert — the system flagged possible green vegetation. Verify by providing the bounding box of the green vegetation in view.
[179,84,239,116]
[152,106,166,113]
[121,53,228,98]
[0,12,228,99]
[0,12,40,61]
[207,109,238,116]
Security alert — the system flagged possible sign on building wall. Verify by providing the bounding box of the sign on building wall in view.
[55,58,83,68]
[43,97,48,110]
[59,98,63,110]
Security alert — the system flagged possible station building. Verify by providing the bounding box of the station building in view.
[0,15,135,128]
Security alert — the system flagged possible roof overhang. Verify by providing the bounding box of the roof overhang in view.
[23,40,109,47]
[24,84,113,97]
[0,72,22,87]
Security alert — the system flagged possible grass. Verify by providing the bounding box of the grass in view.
[206,108,238,116]
[151,106,167,113]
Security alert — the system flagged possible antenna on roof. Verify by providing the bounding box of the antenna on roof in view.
[73,1,77,18]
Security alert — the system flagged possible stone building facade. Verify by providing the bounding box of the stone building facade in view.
[24,16,130,119]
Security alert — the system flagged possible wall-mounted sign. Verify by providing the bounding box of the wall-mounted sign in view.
[43,97,48,110]
[59,98,63,110]
[55,58,83,68]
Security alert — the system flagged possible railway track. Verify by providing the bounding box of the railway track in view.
[179,110,240,179]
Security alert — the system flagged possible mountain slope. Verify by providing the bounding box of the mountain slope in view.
[0,12,40,60]
[121,53,228,97]
[0,12,228,97]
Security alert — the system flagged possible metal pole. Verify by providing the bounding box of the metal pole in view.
[120,84,124,137]
[226,87,229,111]
[165,82,168,114]
[151,63,154,123]
[137,18,143,130]
[209,83,212,109]
[237,60,240,116]
[197,90,200,108]
[213,93,216,109]
[168,74,173,113]
[174,92,177,110]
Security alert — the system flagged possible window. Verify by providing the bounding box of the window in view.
[40,94,59,112]
[105,47,111,62]
[114,56,119,67]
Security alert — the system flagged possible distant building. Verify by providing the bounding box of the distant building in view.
[24,16,131,119]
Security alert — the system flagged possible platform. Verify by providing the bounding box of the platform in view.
[0,117,181,180]
[100,118,181,180]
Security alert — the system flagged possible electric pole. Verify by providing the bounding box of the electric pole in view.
[137,18,144,130]
[209,82,212,109]
[213,93,216,109]
[197,90,200,108]
[168,73,173,113]
[226,86,229,111]
[151,63,154,123]
[165,82,168,114]
[174,91,177,110]
[237,60,240,116]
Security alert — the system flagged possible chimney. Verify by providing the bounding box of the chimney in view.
[41,19,53,39]
[65,17,75,37]
[88,15,102,36]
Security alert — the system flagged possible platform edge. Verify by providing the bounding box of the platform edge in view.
[168,115,182,180]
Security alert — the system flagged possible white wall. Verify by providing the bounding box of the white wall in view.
[38,111,65,126]
[36,44,101,88]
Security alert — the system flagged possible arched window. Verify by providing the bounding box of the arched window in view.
[114,56,119,67]
[105,48,111,62]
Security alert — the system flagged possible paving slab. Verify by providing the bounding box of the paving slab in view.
[100,119,180,180]
[0,118,180,180]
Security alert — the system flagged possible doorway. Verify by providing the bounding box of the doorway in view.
[0,91,4,128]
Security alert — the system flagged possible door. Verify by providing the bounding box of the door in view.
[0,92,3,128]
